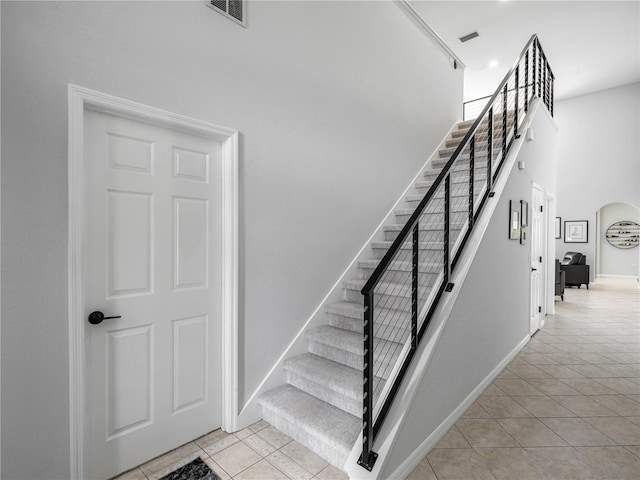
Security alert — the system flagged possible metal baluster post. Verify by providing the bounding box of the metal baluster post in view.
[359,292,377,470]
[469,136,475,229]
[514,65,519,138]
[502,84,508,161]
[444,174,451,287]
[411,223,419,351]
[487,107,493,190]
[524,49,529,113]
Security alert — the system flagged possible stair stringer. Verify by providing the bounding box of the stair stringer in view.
[344,100,543,480]
[235,122,460,429]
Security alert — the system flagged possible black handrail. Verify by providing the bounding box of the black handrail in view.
[358,34,554,470]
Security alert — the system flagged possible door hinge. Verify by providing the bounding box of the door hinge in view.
[538,306,542,313]
[539,256,542,263]
[540,205,543,212]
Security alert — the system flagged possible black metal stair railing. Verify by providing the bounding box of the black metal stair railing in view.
[358,34,554,470]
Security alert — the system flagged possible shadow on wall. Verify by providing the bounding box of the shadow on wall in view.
[596,202,640,279]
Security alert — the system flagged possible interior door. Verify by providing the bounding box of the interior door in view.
[83,110,222,479]
[530,184,544,334]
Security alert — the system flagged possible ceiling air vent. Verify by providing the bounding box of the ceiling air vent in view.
[206,0,246,27]
[459,31,479,43]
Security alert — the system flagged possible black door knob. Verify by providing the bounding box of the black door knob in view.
[88,311,122,325]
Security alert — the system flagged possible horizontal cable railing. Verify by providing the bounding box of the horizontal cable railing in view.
[358,34,554,470]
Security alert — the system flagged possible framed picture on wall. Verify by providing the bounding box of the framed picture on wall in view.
[520,200,529,227]
[564,220,588,243]
[555,217,561,239]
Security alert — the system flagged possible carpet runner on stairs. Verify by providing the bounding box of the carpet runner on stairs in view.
[258,117,508,471]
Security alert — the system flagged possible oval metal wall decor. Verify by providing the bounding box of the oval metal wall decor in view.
[605,221,640,249]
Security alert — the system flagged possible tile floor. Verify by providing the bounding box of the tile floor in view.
[407,276,640,480]
[115,277,639,480]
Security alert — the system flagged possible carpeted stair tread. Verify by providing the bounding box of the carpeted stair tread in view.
[371,240,444,251]
[258,385,360,457]
[325,300,411,327]
[284,353,363,400]
[357,258,441,274]
[383,222,465,233]
[306,324,403,356]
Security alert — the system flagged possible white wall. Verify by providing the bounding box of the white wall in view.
[380,103,559,478]
[598,203,640,277]
[554,83,640,279]
[0,2,462,478]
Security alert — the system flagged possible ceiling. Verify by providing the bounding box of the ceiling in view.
[409,0,640,101]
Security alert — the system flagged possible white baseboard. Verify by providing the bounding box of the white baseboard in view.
[387,335,530,480]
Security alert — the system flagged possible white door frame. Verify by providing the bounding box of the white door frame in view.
[530,182,545,334]
[67,85,239,479]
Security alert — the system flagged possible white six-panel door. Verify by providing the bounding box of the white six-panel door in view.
[83,110,222,479]
[530,184,544,334]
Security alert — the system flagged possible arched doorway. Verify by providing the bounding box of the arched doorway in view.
[595,202,640,282]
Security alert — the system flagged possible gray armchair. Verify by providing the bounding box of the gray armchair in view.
[555,259,565,301]
[560,252,590,289]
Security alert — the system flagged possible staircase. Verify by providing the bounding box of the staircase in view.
[258,117,503,470]
[258,34,554,474]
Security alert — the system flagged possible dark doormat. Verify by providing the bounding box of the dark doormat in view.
[158,457,220,480]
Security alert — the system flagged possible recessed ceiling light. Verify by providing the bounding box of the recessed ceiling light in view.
[489,60,499,68]
[459,31,479,43]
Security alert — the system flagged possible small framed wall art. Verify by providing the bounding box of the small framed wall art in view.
[564,220,588,243]
[509,200,521,240]
[555,217,561,239]
[520,200,529,227]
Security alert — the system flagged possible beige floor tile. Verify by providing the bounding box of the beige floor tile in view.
[194,429,228,449]
[602,353,640,364]
[477,396,534,418]
[517,353,558,365]
[536,364,586,379]
[266,450,314,480]
[573,352,618,364]
[625,445,640,457]
[540,417,617,446]
[233,458,289,480]
[461,401,492,418]
[257,425,293,448]
[479,384,508,397]
[202,457,231,480]
[474,447,546,480]
[594,377,640,394]
[559,378,619,395]
[584,416,640,445]
[434,426,471,448]
[524,378,582,395]
[212,441,262,477]
[551,395,617,416]
[112,467,146,480]
[601,363,640,377]
[248,419,270,433]
[576,446,640,479]
[492,379,545,396]
[506,364,552,379]
[405,457,437,480]
[201,431,240,456]
[542,353,589,365]
[566,363,617,378]
[525,446,608,479]
[426,448,497,479]
[244,433,278,457]
[234,427,255,440]
[591,394,640,416]
[455,418,518,448]
[139,442,202,476]
[497,418,568,447]
[280,440,328,475]
[513,395,576,417]
[315,464,349,480]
